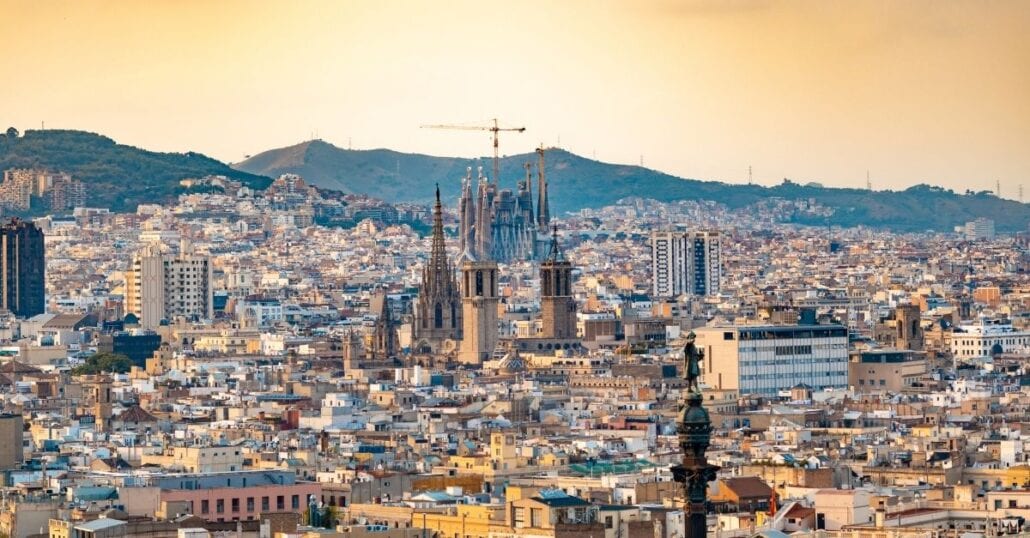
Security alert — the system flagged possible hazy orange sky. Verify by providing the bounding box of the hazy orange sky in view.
[2,1,1028,195]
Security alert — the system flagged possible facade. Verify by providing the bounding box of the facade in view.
[951,317,1030,359]
[964,217,996,241]
[460,259,500,365]
[142,470,320,523]
[695,324,849,396]
[0,169,85,211]
[873,304,924,350]
[650,230,721,298]
[458,148,551,263]
[368,290,398,360]
[412,187,462,353]
[125,241,214,329]
[0,412,23,469]
[538,233,576,339]
[0,218,45,317]
[848,349,927,393]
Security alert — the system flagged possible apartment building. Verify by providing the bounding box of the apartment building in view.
[125,241,213,329]
[650,230,721,298]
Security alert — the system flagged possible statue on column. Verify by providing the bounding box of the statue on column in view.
[683,331,703,393]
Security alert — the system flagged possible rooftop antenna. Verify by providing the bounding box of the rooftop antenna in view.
[748,165,753,185]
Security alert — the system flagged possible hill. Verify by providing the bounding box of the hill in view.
[0,129,271,212]
[236,139,1030,232]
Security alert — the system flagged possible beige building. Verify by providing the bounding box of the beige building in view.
[125,241,213,329]
[849,349,927,393]
[695,324,848,397]
[0,413,24,469]
[141,446,244,473]
[460,259,499,365]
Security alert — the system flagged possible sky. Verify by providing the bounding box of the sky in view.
[2,0,1028,196]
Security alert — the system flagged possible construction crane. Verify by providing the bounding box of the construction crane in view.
[421,118,526,187]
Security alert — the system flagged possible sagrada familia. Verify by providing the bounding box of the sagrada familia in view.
[411,148,578,360]
[459,146,551,263]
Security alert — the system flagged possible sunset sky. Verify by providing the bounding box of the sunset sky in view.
[2,1,1028,195]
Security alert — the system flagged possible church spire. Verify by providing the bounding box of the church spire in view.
[536,145,550,228]
[545,224,563,262]
[429,183,447,277]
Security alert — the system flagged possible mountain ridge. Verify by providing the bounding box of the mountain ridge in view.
[0,129,271,212]
[235,139,1030,232]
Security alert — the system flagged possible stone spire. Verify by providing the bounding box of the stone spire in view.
[428,184,447,279]
[412,183,462,353]
[536,145,550,228]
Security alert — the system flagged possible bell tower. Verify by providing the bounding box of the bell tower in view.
[459,258,499,365]
[539,226,576,339]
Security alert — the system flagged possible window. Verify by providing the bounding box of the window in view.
[261,497,270,511]
[201,500,210,514]
[216,499,224,513]
[513,507,525,528]
[277,496,285,510]
[232,498,240,512]
[247,497,255,512]
[292,495,300,510]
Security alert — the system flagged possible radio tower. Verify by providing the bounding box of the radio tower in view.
[996,179,1001,197]
[866,171,872,191]
[748,165,753,185]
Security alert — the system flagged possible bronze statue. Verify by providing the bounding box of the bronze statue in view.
[683,331,703,393]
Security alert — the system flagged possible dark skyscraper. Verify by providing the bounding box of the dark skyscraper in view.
[0,218,44,318]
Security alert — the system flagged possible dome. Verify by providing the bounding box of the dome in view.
[498,348,527,374]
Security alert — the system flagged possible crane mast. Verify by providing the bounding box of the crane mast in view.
[420,118,526,186]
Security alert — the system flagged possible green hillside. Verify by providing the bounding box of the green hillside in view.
[0,129,271,212]
[236,139,1030,232]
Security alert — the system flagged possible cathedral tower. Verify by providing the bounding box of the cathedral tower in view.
[459,256,499,365]
[368,290,398,360]
[413,185,462,353]
[539,228,576,339]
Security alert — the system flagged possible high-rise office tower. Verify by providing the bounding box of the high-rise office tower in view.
[539,230,576,339]
[125,240,213,329]
[413,186,462,354]
[650,230,721,298]
[0,218,45,318]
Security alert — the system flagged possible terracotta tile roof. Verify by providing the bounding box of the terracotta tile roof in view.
[115,405,157,424]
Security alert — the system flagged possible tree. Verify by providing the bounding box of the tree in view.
[321,505,338,529]
[5,127,17,139]
[72,352,133,375]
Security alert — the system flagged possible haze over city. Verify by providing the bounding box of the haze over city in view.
[2,4,1030,538]
[2,0,1029,194]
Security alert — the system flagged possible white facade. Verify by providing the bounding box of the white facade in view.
[651,231,687,297]
[696,324,849,396]
[964,217,996,241]
[650,230,721,297]
[125,242,214,329]
[951,318,1030,358]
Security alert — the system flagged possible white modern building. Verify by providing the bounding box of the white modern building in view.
[951,317,1030,359]
[963,217,996,241]
[650,230,721,298]
[125,240,214,329]
[695,324,849,396]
